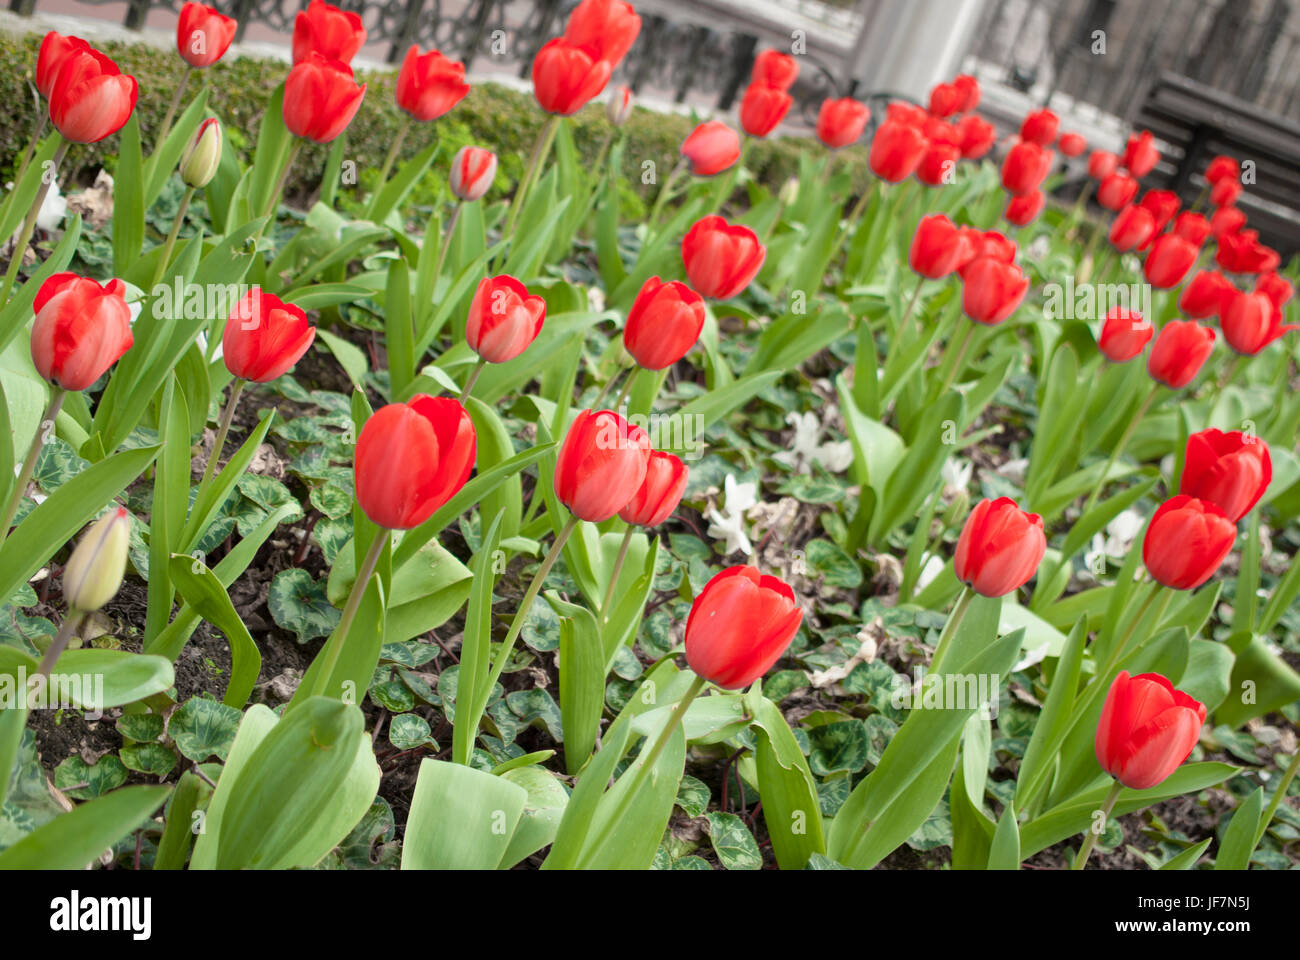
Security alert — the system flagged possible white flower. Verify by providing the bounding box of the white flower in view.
[35,179,67,233]
[705,473,757,556]
[996,458,1029,485]
[587,286,606,314]
[813,440,853,473]
[773,411,822,471]
[1103,508,1143,556]
[916,553,945,591]
[941,458,972,498]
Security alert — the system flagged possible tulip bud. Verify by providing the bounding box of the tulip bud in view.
[941,490,970,530]
[685,565,803,690]
[953,497,1046,597]
[1142,495,1235,590]
[555,409,651,522]
[681,215,765,300]
[1180,429,1271,523]
[606,85,633,127]
[619,451,688,527]
[623,276,705,370]
[1147,319,1215,389]
[63,507,131,613]
[449,145,497,202]
[1098,307,1153,363]
[180,118,222,188]
[778,177,800,207]
[1096,671,1205,790]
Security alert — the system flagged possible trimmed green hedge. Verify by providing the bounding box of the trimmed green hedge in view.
[0,29,869,218]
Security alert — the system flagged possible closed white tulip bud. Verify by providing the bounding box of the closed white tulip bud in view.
[779,177,800,206]
[449,145,497,202]
[606,85,633,127]
[62,507,131,613]
[180,118,223,189]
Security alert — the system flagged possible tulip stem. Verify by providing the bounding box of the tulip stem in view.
[460,358,486,406]
[432,201,462,291]
[0,136,68,306]
[500,115,560,258]
[1079,384,1158,519]
[591,130,615,183]
[611,367,640,413]
[1072,779,1124,869]
[261,140,302,227]
[34,610,84,680]
[1254,742,1300,849]
[311,529,389,700]
[647,158,687,233]
[1216,355,1240,395]
[0,387,65,549]
[1079,215,1107,283]
[194,377,245,511]
[899,275,925,334]
[929,585,973,675]
[370,120,411,215]
[155,66,192,153]
[938,321,977,395]
[589,363,629,410]
[827,178,879,269]
[149,186,195,295]
[600,525,635,623]
[2,112,48,226]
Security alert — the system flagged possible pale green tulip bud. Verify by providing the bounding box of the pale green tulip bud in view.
[63,507,131,613]
[942,490,971,530]
[180,118,223,189]
[779,177,800,206]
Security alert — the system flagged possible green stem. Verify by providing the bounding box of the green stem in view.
[590,364,629,410]
[1079,385,1158,518]
[1073,779,1124,869]
[460,357,487,406]
[154,66,192,153]
[938,321,977,395]
[898,274,925,334]
[647,157,687,232]
[0,387,64,548]
[2,112,48,225]
[611,366,640,412]
[311,529,388,699]
[1080,214,1107,282]
[34,611,84,678]
[260,140,302,227]
[929,585,974,674]
[1254,744,1300,848]
[827,178,879,267]
[0,137,68,305]
[600,525,635,623]
[149,186,195,294]
[500,115,560,256]
[193,378,245,509]
[432,201,461,289]
[369,120,411,215]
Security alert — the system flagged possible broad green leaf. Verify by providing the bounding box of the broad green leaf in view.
[402,759,527,869]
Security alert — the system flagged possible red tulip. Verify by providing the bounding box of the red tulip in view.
[1143,234,1198,289]
[751,49,798,90]
[177,3,237,69]
[1096,671,1206,790]
[917,141,960,187]
[680,121,740,177]
[282,53,366,143]
[563,0,641,67]
[817,97,870,149]
[958,229,1016,277]
[354,396,475,530]
[619,450,688,527]
[956,114,996,159]
[1098,307,1153,363]
[1210,205,1246,240]
[1210,178,1242,208]
[953,74,980,111]
[623,276,705,370]
[222,290,315,382]
[684,565,803,690]
[1216,229,1280,274]
[1205,155,1238,184]
[1004,189,1044,226]
[1181,429,1271,522]
[1142,495,1235,590]
[928,82,963,119]
[1097,171,1138,210]
[953,497,1046,598]
[1172,211,1210,246]
[531,38,611,116]
[1147,320,1215,389]
[395,46,469,122]
[36,32,89,99]
[886,101,929,128]
[1058,131,1086,157]
[1139,190,1181,235]
[961,257,1029,325]
[449,145,497,202]
[1108,204,1155,252]
[922,115,959,147]
[47,46,137,144]
[555,409,651,522]
[466,275,546,363]
[1178,270,1235,319]
[1001,139,1053,195]
[739,83,792,138]
[869,120,927,181]
[1257,272,1293,310]
[1019,108,1058,146]
[681,215,766,300]
[1220,290,1299,356]
[1122,130,1159,177]
[292,0,365,65]
[910,214,974,279]
[30,273,132,391]
[1088,150,1119,180]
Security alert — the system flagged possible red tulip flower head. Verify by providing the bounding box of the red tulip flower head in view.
[1019,108,1059,146]
[222,290,315,383]
[928,82,963,119]
[449,145,497,202]
[1139,189,1181,236]
[1216,230,1281,274]
[283,53,366,143]
[869,120,927,181]
[1142,495,1236,590]
[1058,131,1087,157]
[1210,205,1246,241]
[292,0,365,65]
[47,46,138,144]
[619,450,688,527]
[177,3,237,69]
[1220,289,1299,356]
[563,0,641,67]
[751,49,798,90]
[466,275,546,363]
[1001,139,1053,195]
[1143,234,1198,289]
[1210,178,1242,208]
[817,97,870,149]
[953,497,1046,597]
[1098,307,1153,363]
[1108,204,1155,252]
[740,83,793,138]
[1004,189,1044,226]
[917,141,961,187]
[36,32,90,99]
[30,274,133,391]
[910,214,975,279]
[956,114,996,159]
[957,229,1016,278]
[1088,150,1119,180]
[395,46,469,122]
[1122,130,1159,177]
[1097,171,1138,210]
[1178,270,1235,320]
[961,257,1029,325]
[684,566,803,690]
[1096,671,1205,790]
[1172,211,1210,246]
[1205,155,1239,184]
[354,395,476,530]
[555,409,651,522]
[681,215,766,300]
[680,121,740,177]
[953,73,980,111]
[1256,272,1293,310]
[1147,319,1215,388]
[531,37,611,116]
[1180,429,1271,523]
[623,276,705,370]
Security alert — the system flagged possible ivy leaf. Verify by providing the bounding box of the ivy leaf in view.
[54,754,127,800]
[807,720,869,776]
[170,697,242,762]
[388,713,438,752]
[269,568,340,643]
[120,743,178,778]
[804,538,863,588]
[705,812,762,870]
[675,775,711,818]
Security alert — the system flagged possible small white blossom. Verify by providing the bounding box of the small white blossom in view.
[705,474,757,556]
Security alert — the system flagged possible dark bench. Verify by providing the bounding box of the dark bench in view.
[1135,72,1300,257]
